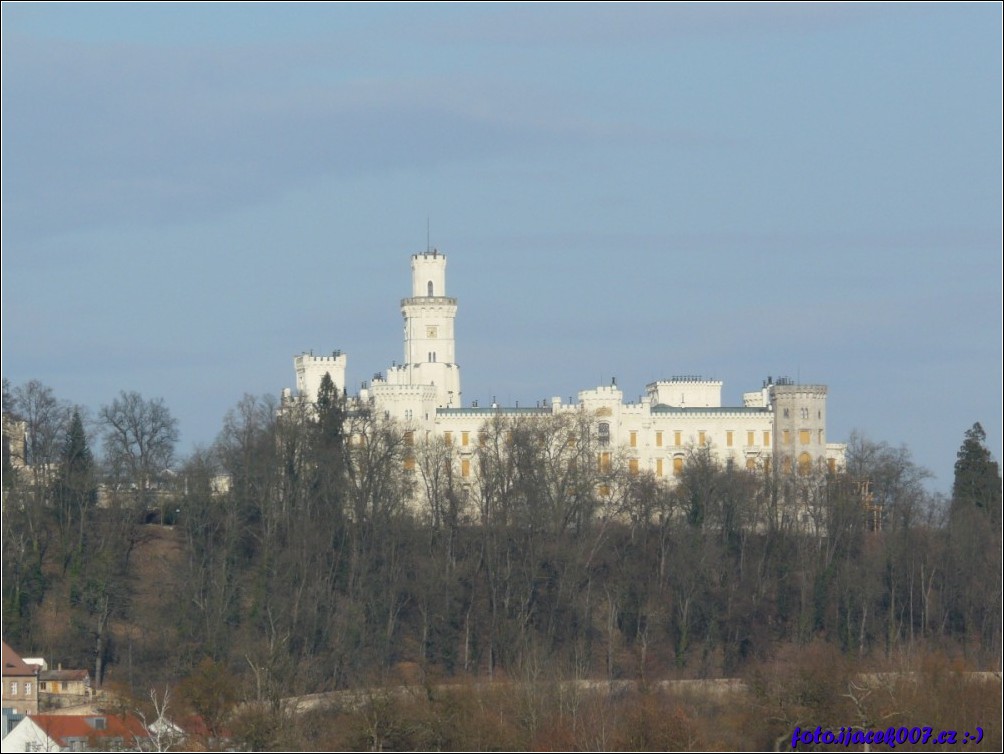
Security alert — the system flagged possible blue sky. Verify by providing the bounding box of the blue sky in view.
[3,3,1001,493]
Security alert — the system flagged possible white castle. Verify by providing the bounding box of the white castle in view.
[286,250,845,481]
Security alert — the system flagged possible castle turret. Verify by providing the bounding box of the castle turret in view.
[294,350,347,403]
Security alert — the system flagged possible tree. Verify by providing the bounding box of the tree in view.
[10,379,71,469]
[100,391,179,508]
[947,423,1002,659]
[54,408,97,571]
[951,422,1002,524]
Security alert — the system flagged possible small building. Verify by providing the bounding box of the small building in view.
[39,668,91,709]
[1,642,38,716]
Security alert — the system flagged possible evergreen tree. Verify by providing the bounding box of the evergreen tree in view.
[315,372,346,451]
[952,422,1002,524]
[56,408,97,570]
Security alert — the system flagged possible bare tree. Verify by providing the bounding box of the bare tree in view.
[100,390,179,507]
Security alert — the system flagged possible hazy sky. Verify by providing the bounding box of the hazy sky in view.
[3,3,1001,493]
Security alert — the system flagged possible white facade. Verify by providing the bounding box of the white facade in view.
[286,251,845,483]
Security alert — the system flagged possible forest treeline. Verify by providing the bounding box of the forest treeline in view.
[2,377,1001,749]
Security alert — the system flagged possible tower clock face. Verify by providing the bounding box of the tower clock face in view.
[426,326,438,338]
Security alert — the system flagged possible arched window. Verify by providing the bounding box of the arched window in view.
[428,280,434,296]
[798,452,813,476]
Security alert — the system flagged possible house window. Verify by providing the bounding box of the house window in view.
[10,681,16,695]
[629,431,637,448]
[655,431,663,448]
[25,682,32,696]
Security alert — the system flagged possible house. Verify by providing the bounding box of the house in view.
[1,714,149,753]
[2,643,39,716]
[38,668,91,709]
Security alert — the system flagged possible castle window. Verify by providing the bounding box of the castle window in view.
[698,430,707,446]
[598,422,610,446]
[655,431,663,448]
[444,432,452,446]
[428,280,434,296]
[674,430,682,447]
[404,455,416,471]
[746,457,757,471]
[462,431,470,447]
[404,431,414,446]
[629,430,637,448]
[798,452,813,475]
[726,431,734,447]
[656,458,664,477]
[828,458,837,474]
[747,430,755,447]
[598,452,611,472]
[673,457,684,476]
[783,408,790,418]
[799,429,811,445]
[461,459,471,478]
[763,431,771,446]
[629,458,639,475]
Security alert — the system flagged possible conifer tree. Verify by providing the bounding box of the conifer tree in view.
[56,408,97,570]
[951,422,1002,524]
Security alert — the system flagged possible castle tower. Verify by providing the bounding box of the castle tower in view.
[294,350,347,403]
[769,380,828,476]
[397,250,461,408]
